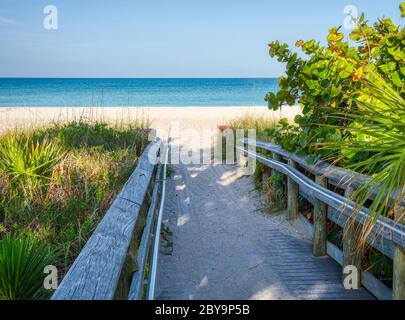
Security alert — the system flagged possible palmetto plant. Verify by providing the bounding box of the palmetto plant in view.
[0,134,63,182]
[319,71,405,241]
[0,234,54,300]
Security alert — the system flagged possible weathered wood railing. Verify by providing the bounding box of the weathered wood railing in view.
[238,138,405,300]
[52,139,166,300]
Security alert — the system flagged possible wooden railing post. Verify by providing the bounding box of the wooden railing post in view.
[342,187,362,289]
[313,175,328,256]
[287,159,299,220]
[393,214,405,300]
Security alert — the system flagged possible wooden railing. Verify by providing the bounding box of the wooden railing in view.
[238,138,405,300]
[52,139,165,300]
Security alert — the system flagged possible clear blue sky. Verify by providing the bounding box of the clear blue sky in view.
[0,0,402,78]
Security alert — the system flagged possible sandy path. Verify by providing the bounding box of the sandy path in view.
[156,162,374,300]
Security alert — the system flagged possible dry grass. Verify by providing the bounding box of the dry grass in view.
[227,113,276,140]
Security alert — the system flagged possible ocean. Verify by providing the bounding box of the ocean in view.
[0,78,278,107]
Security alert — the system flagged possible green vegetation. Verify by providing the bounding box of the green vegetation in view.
[264,3,404,226]
[319,75,405,230]
[266,3,404,158]
[0,121,149,299]
[0,234,54,300]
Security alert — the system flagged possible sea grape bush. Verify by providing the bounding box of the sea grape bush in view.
[265,3,405,165]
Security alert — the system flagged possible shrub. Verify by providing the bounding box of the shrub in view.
[265,3,404,164]
[265,3,405,223]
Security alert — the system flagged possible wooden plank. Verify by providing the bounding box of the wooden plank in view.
[246,138,405,206]
[118,145,158,205]
[327,242,343,265]
[393,215,405,300]
[313,175,328,256]
[53,199,142,300]
[52,140,160,300]
[300,187,394,259]
[328,208,395,259]
[250,139,366,185]
[300,176,400,255]
[298,215,393,300]
[287,159,299,220]
[327,207,350,229]
[128,164,161,300]
[362,271,392,300]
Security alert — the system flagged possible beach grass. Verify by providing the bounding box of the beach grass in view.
[228,113,276,131]
[227,113,276,140]
[0,119,149,299]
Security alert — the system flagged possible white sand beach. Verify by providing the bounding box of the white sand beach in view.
[0,106,301,134]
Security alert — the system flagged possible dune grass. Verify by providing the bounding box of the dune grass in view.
[0,120,149,298]
[227,113,276,140]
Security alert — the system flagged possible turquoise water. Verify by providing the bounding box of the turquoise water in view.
[0,78,278,107]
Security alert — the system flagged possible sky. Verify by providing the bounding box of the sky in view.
[0,0,403,78]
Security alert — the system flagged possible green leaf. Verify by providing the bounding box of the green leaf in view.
[330,85,342,97]
[327,27,344,42]
[388,46,405,61]
[391,71,403,87]
[294,115,303,124]
[279,77,288,89]
[339,70,351,79]
[371,47,381,58]
[379,62,397,74]
[279,118,289,127]
[305,79,317,90]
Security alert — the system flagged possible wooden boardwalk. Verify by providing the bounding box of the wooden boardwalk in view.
[51,140,403,300]
[156,163,374,300]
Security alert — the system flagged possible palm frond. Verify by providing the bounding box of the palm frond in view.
[318,71,405,245]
